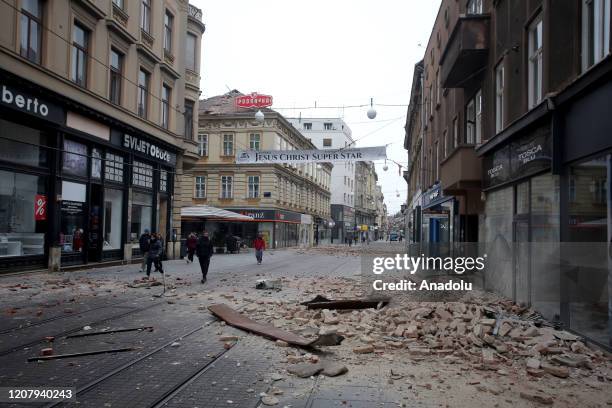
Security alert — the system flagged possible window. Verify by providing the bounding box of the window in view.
[133,160,153,188]
[197,134,208,156]
[435,141,439,181]
[112,0,124,9]
[452,117,458,148]
[159,170,168,192]
[248,175,260,198]
[582,0,611,70]
[223,134,234,156]
[138,69,149,118]
[467,0,483,14]
[71,23,88,86]
[495,64,505,133]
[164,11,173,54]
[465,90,482,144]
[63,140,87,177]
[91,148,101,179]
[130,192,152,243]
[303,123,312,130]
[221,176,233,198]
[20,0,42,64]
[105,153,124,183]
[161,84,171,129]
[528,15,543,108]
[185,33,197,71]
[184,100,194,139]
[195,176,206,198]
[436,69,441,104]
[249,134,261,150]
[443,129,448,157]
[141,0,151,33]
[324,122,333,130]
[109,48,123,105]
[323,138,332,147]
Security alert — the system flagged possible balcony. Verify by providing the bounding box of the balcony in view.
[440,146,482,194]
[439,15,490,89]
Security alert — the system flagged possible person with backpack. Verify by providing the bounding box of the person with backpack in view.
[253,234,266,265]
[196,230,214,283]
[139,229,151,273]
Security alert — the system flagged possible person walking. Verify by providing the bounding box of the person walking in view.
[196,230,213,284]
[146,233,164,278]
[186,233,197,263]
[153,233,164,273]
[253,234,266,265]
[139,229,151,273]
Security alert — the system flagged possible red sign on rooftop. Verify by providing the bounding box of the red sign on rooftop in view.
[235,93,273,109]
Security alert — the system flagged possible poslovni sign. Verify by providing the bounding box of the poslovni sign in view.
[234,93,273,109]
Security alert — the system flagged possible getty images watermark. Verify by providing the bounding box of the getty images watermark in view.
[370,253,487,292]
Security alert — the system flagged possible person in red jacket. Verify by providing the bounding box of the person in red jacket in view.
[186,233,197,263]
[253,234,266,265]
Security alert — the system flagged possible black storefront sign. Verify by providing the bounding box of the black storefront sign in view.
[483,130,551,189]
[110,131,177,165]
[276,210,301,223]
[1,83,65,124]
[230,208,301,223]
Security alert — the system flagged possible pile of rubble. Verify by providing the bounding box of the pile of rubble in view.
[241,278,610,386]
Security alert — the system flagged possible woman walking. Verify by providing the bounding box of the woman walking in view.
[186,233,197,263]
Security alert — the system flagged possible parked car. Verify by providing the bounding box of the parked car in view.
[389,232,399,241]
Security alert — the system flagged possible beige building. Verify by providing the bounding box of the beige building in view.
[354,161,380,240]
[0,0,204,272]
[180,90,332,249]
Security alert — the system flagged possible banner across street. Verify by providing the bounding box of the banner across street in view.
[235,146,387,164]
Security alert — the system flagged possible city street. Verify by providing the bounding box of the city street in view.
[0,243,610,407]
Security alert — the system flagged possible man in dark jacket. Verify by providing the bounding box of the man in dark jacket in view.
[196,231,214,283]
[139,229,151,273]
[146,233,164,277]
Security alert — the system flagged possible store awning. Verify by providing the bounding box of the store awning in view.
[181,205,254,221]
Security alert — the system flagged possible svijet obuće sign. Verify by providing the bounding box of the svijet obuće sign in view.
[236,146,387,164]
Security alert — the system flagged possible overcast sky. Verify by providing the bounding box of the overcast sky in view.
[191,0,441,214]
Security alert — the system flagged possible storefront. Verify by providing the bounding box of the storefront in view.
[331,204,354,243]
[421,184,455,244]
[0,73,179,272]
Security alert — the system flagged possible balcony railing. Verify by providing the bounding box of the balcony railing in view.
[188,4,202,22]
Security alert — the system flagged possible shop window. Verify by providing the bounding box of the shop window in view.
[130,191,152,243]
[103,188,123,251]
[159,170,168,192]
[91,148,102,179]
[133,160,153,188]
[0,170,47,257]
[248,175,260,198]
[194,176,206,198]
[249,134,261,150]
[0,119,48,167]
[157,195,168,242]
[60,181,86,253]
[71,22,89,87]
[20,0,43,64]
[62,140,88,177]
[105,152,124,183]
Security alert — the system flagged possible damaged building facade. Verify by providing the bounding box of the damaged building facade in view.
[404,0,612,348]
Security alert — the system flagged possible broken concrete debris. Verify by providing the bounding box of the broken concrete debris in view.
[255,279,282,290]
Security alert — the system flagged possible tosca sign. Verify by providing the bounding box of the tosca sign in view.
[483,130,551,189]
[1,83,64,124]
[234,92,273,109]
